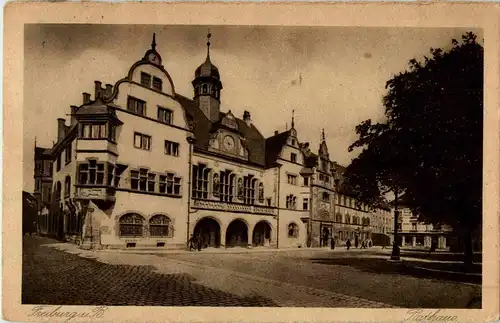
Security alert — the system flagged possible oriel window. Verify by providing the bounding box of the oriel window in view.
[77,160,104,185]
[81,124,107,139]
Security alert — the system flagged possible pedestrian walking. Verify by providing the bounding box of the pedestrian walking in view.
[368,240,372,248]
[429,240,436,254]
[330,237,335,250]
[188,234,195,251]
[197,234,202,251]
[361,240,366,249]
[346,239,351,250]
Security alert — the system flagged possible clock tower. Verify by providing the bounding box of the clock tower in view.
[143,33,163,67]
[192,31,223,122]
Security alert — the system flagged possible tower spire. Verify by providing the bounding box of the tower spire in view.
[291,110,295,129]
[206,29,212,59]
[322,128,326,142]
[152,33,156,51]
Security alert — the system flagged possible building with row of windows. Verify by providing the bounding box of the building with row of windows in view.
[395,195,453,250]
[33,32,394,250]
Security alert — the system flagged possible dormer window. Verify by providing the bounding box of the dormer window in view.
[291,153,297,163]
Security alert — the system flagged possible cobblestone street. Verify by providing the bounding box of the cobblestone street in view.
[22,236,480,308]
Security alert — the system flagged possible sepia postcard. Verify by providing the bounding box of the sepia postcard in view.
[3,2,500,323]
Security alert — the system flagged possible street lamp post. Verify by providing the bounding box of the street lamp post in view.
[390,190,401,261]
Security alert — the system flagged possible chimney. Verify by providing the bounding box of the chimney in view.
[105,84,113,99]
[243,110,251,126]
[57,118,66,142]
[274,130,279,135]
[70,106,78,126]
[82,92,91,104]
[94,81,102,99]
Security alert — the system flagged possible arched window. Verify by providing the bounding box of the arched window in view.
[366,218,370,226]
[149,214,172,237]
[345,214,351,224]
[288,223,299,238]
[335,213,342,223]
[353,216,359,225]
[64,176,71,197]
[119,213,145,237]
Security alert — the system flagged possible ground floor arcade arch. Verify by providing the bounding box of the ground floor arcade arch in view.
[193,217,221,249]
[253,220,272,247]
[226,219,248,248]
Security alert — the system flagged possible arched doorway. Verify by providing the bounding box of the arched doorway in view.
[253,221,272,247]
[226,219,248,248]
[193,217,221,248]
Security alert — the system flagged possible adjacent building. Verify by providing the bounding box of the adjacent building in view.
[394,195,453,250]
[34,32,394,250]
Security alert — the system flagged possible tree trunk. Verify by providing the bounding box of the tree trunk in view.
[463,226,473,268]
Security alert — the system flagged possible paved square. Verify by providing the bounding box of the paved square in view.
[22,236,480,308]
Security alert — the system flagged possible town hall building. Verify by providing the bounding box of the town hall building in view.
[34,32,393,250]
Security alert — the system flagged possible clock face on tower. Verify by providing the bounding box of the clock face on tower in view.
[148,53,159,64]
[223,135,235,151]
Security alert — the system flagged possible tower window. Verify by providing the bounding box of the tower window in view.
[202,84,208,94]
[140,72,151,87]
[290,153,297,163]
[152,77,163,91]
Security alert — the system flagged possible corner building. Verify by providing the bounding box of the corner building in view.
[35,33,393,250]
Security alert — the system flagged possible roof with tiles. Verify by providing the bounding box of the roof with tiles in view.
[175,94,267,166]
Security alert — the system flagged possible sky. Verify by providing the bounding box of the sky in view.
[23,24,481,192]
